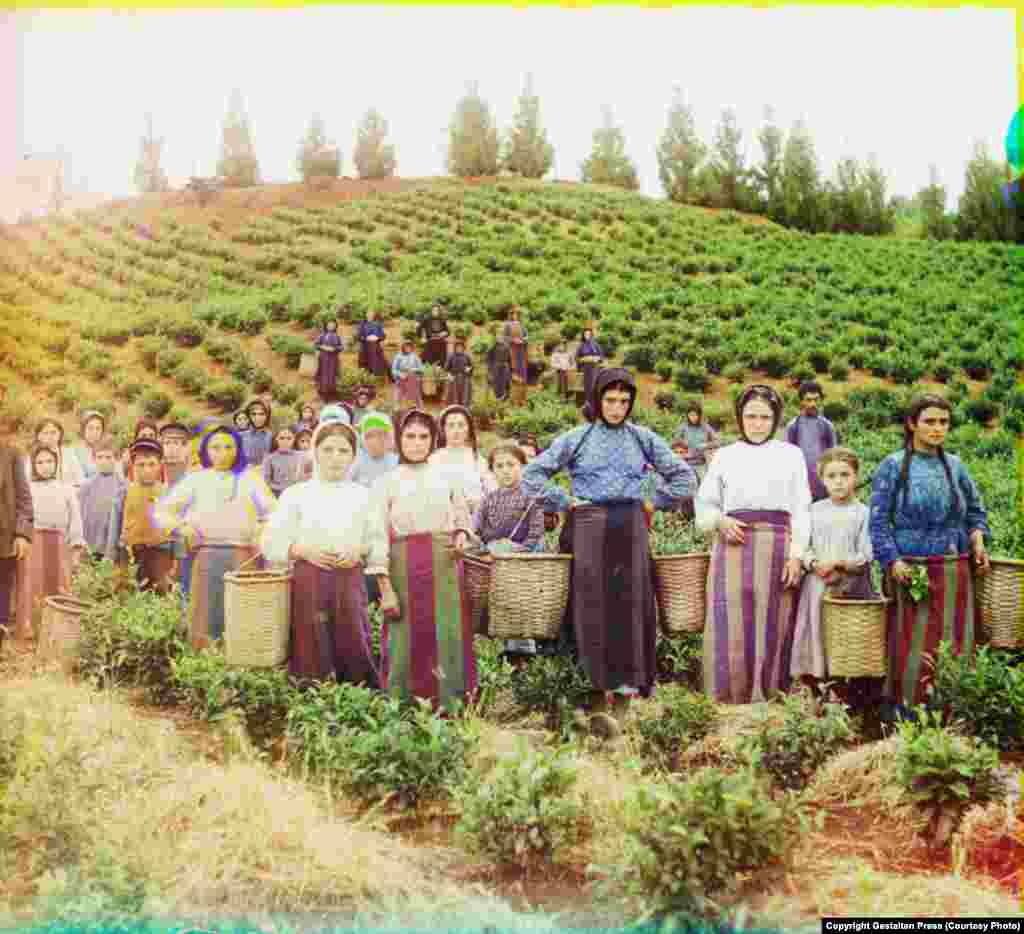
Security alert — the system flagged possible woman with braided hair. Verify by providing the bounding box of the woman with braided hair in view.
[869,394,990,716]
[695,384,812,704]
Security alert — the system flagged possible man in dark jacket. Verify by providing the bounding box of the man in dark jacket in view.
[0,385,34,649]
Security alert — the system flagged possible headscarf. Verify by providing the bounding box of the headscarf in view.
[198,425,249,475]
[437,404,478,455]
[233,410,250,431]
[318,403,352,426]
[246,398,272,427]
[395,408,437,465]
[584,367,637,428]
[29,444,60,482]
[357,411,393,436]
[79,410,106,438]
[734,384,784,446]
[309,421,359,483]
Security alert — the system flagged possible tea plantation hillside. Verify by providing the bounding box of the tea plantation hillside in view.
[0,176,1021,446]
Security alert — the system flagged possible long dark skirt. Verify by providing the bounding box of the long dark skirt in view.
[510,342,529,381]
[316,350,340,397]
[447,373,473,407]
[383,531,476,712]
[424,338,448,367]
[883,554,977,709]
[492,364,511,401]
[703,510,797,704]
[15,528,70,638]
[359,341,391,381]
[290,559,379,685]
[129,544,175,595]
[581,363,599,401]
[558,502,657,695]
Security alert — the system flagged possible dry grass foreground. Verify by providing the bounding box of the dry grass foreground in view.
[0,674,567,931]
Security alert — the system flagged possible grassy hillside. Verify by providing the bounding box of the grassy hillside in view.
[0,176,1021,448]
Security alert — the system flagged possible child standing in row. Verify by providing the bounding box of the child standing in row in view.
[262,427,306,499]
[78,436,125,560]
[159,423,192,488]
[242,400,274,468]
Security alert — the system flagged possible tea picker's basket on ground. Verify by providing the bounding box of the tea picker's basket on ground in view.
[653,552,712,635]
[977,558,1024,649]
[462,554,492,636]
[487,554,572,641]
[223,556,291,667]
[822,595,890,677]
[37,595,94,668]
[298,353,318,378]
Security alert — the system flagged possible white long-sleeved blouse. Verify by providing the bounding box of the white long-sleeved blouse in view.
[695,439,811,560]
[372,463,472,540]
[26,446,85,490]
[30,479,86,549]
[427,447,496,508]
[260,478,389,575]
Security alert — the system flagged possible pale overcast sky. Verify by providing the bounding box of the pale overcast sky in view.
[6,7,1018,208]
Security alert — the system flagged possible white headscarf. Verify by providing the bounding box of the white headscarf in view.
[309,421,359,484]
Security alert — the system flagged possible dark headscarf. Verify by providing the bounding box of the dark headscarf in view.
[583,367,637,428]
[734,384,784,446]
[198,425,249,475]
[395,408,437,465]
[246,398,272,427]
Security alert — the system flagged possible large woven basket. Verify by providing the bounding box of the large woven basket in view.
[653,552,711,636]
[298,353,318,377]
[37,595,94,667]
[487,554,572,641]
[978,558,1024,649]
[568,371,584,392]
[223,568,291,668]
[462,554,493,636]
[822,595,890,677]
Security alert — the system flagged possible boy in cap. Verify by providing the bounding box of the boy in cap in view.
[106,438,175,594]
[78,435,126,559]
[159,422,192,488]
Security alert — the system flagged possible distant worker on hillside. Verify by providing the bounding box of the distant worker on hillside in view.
[445,339,474,407]
[314,319,344,401]
[784,381,839,503]
[488,333,513,402]
[419,305,450,367]
[356,309,390,382]
[575,327,604,401]
[503,307,529,383]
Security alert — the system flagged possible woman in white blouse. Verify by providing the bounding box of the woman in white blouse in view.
[695,384,811,704]
[261,421,387,685]
[427,405,496,515]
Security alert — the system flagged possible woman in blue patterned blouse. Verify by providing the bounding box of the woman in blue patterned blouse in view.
[869,394,991,714]
[521,368,695,740]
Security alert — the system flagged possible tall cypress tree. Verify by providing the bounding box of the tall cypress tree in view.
[656,87,704,203]
[503,74,554,179]
[447,81,500,178]
[581,106,639,191]
[217,89,260,188]
[297,114,340,182]
[353,109,397,179]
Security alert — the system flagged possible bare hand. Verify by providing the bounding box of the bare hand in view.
[13,538,30,561]
[719,516,748,545]
[891,559,912,584]
[450,531,469,554]
[782,557,804,589]
[970,531,990,575]
[814,561,836,580]
[180,524,200,552]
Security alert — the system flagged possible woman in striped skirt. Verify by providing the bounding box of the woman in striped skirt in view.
[153,425,276,650]
[372,409,476,713]
[695,385,812,704]
[869,394,990,715]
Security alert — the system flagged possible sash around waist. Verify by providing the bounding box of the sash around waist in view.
[726,510,791,528]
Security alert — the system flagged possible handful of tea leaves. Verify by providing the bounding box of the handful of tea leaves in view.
[906,565,930,603]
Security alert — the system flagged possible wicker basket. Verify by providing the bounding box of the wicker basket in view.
[568,371,584,392]
[298,353,318,377]
[462,555,493,635]
[978,558,1024,649]
[822,595,890,677]
[223,568,291,668]
[37,595,94,667]
[487,554,572,641]
[653,552,711,635]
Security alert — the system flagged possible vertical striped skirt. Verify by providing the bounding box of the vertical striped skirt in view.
[289,559,379,686]
[561,502,657,694]
[394,374,423,408]
[188,544,260,650]
[510,342,529,381]
[581,363,599,401]
[884,554,977,708]
[15,528,71,639]
[383,531,476,712]
[703,511,797,704]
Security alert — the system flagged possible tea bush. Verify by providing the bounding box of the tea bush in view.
[141,390,173,420]
[454,743,590,868]
[738,687,856,790]
[925,642,1024,751]
[511,654,593,736]
[630,684,718,771]
[155,348,184,378]
[204,380,247,412]
[601,767,801,914]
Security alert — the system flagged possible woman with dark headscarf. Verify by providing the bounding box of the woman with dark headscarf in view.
[575,327,604,402]
[521,369,694,738]
[418,305,450,367]
[372,409,476,712]
[695,384,811,704]
[72,409,109,481]
[869,394,990,715]
[154,425,276,650]
[445,340,474,407]
[503,307,529,383]
[242,398,274,468]
[29,417,85,490]
[356,309,390,380]
[315,319,344,400]
[261,421,387,685]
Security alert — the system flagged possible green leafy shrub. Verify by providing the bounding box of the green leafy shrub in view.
[136,336,163,369]
[722,362,747,383]
[654,633,703,690]
[925,642,1024,751]
[511,654,593,736]
[141,390,173,419]
[807,347,832,373]
[271,382,302,407]
[630,685,718,771]
[266,333,314,369]
[893,709,1003,815]
[822,399,850,423]
[155,348,184,378]
[738,688,856,790]
[655,360,675,382]
[205,337,234,363]
[755,348,794,379]
[789,360,816,387]
[204,380,247,412]
[829,360,850,381]
[963,397,999,426]
[600,767,801,914]
[166,319,206,348]
[454,743,590,869]
[175,366,206,395]
[673,363,711,393]
[622,345,657,373]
